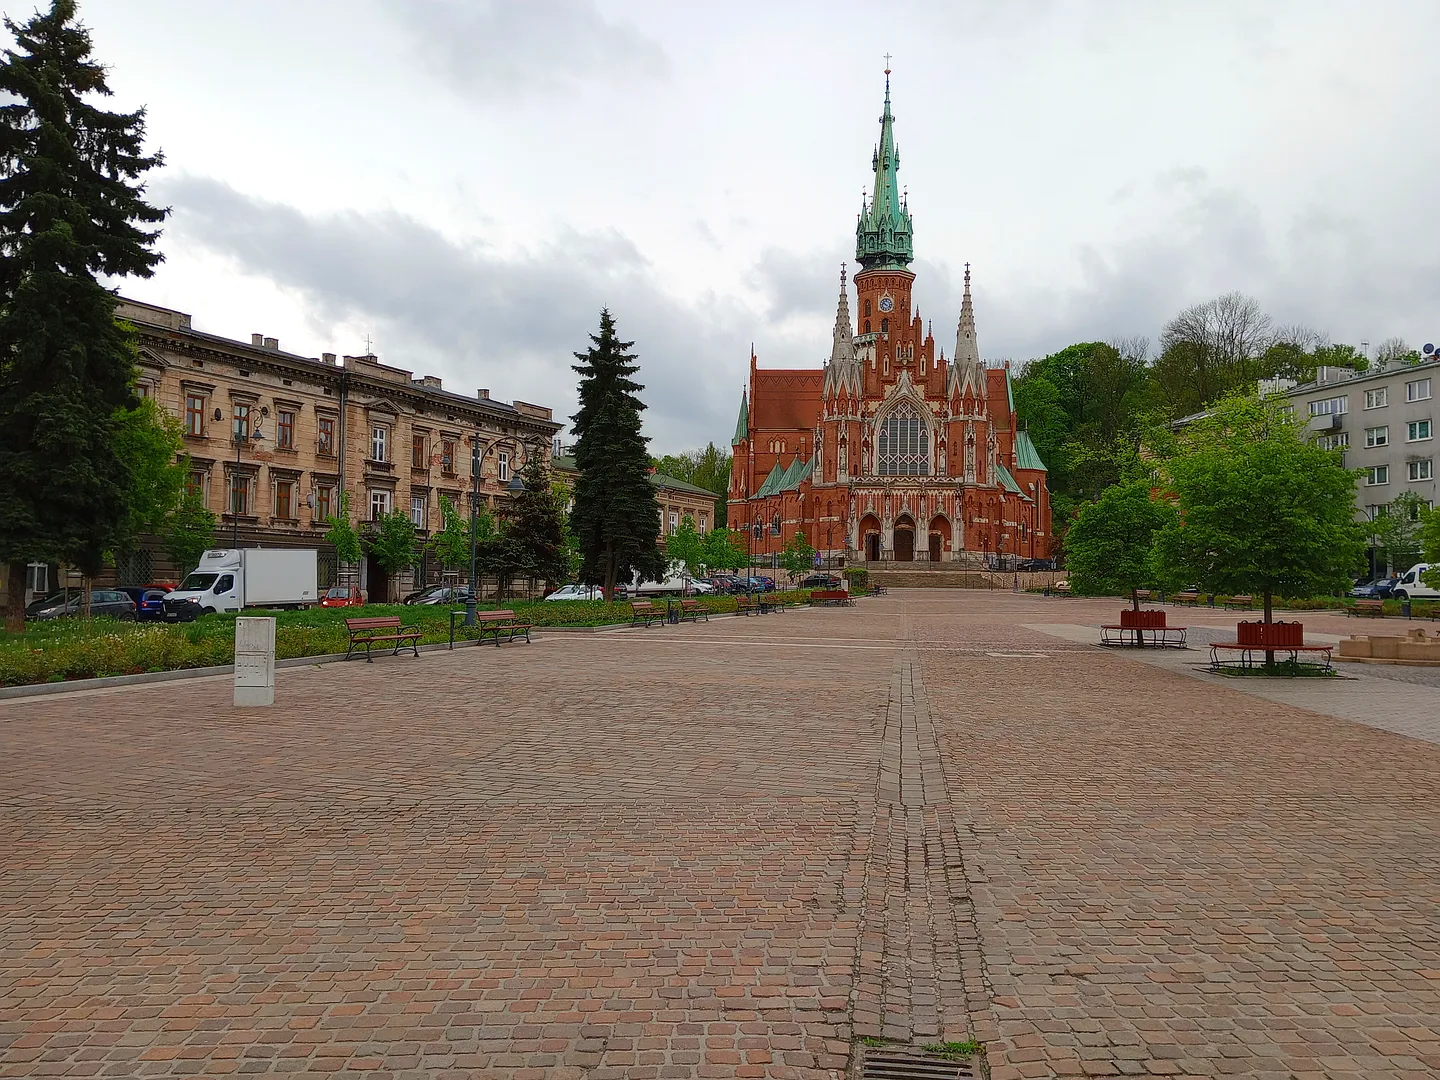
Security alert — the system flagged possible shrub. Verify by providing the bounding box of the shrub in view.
[843,568,869,592]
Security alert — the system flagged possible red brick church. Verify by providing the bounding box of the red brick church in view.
[728,70,1051,565]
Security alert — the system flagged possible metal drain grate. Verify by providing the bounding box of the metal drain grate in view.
[860,1049,974,1080]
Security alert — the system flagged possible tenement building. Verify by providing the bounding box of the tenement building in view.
[120,298,560,599]
[728,72,1051,564]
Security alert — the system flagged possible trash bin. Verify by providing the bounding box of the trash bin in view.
[1402,598,1412,619]
[667,600,680,625]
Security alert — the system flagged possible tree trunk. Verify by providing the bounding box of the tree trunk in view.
[4,560,25,633]
[1131,587,1140,612]
[82,576,92,618]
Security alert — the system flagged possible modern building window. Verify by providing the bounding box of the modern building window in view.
[232,402,251,441]
[1409,459,1433,482]
[371,425,388,462]
[1365,426,1389,448]
[497,450,510,483]
[314,485,333,522]
[877,403,930,476]
[369,489,391,520]
[185,394,206,436]
[412,434,426,470]
[274,479,295,519]
[441,439,455,476]
[230,473,252,515]
[276,409,295,450]
[1408,420,1432,442]
[1408,378,1433,402]
[1365,388,1388,409]
[1309,396,1347,416]
[1317,432,1349,451]
[1366,465,1390,486]
[410,493,427,527]
[317,416,336,457]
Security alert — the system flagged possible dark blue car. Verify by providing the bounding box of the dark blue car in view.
[119,586,170,622]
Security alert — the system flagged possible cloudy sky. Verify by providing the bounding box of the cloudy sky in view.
[56,0,1440,451]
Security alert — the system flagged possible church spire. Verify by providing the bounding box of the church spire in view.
[855,62,914,271]
[731,388,749,446]
[829,262,855,366]
[952,262,986,399]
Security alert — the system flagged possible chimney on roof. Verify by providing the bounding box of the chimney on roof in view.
[322,352,336,365]
[251,333,264,346]
[476,389,490,400]
[263,336,279,350]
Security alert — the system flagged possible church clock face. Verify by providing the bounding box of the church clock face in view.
[878,295,894,313]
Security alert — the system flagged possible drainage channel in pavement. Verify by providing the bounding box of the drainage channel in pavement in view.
[858,1046,976,1079]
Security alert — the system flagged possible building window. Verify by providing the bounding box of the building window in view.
[371,425,388,462]
[497,450,510,483]
[864,299,871,317]
[370,489,391,520]
[274,479,295,519]
[1365,387,1388,409]
[410,493,427,527]
[276,409,295,450]
[314,485,333,522]
[441,439,455,476]
[1407,378,1432,402]
[317,416,336,457]
[412,433,427,470]
[699,512,708,533]
[1309,396,1347,416]
[1408,420,1432,442]
[1317,432,1349,451]
[232,402,251,441]
[1409,459,1433,482]
[1366,465,1390,486]
[1365,426,1389,448]
[186,469,207,499]
[667,510,678,535]
[185,394,206,436]
[881,317,889,336]
[877,403,930,476]
[230,473,252,515]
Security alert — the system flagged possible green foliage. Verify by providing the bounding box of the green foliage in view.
[1152,393,1368,620]
[111,395,187,547]
[365,510,420,597]
[701,527,747,573]
[431,494,470,572]
[496,457,567,587]
[161,491,216,578]
[1371,493,1428,575]
[1418,508,1440,591]
[842,567,870,592]
[777,530,817,581]
[323,492,363,565]
[1063,479,1177,600]
[652,441,732,522]
[569,309,665,596]
[0,0,167,583]
[666,514,704,579]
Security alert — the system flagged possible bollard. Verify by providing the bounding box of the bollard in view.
[234,616,276,707]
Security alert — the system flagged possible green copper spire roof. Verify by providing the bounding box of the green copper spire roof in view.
[855,68,914,271]
[731,389,748,446]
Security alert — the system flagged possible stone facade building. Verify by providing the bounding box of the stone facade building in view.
[728,73,1051,564]
[551,454,720,541]
[120,298,560,599]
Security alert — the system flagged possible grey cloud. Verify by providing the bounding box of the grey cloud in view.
[158,174,748,453]
[389,0,668,101]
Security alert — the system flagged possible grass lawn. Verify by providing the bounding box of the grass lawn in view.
[0,592,811,687]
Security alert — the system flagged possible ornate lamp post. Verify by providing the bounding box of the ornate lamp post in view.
[216,407,264,549]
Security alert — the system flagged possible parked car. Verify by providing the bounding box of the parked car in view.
[118,585,170,622]
[545,585,605,601]
[26,589,137,621]
[411,585,470,606]
[1016,558,1055,572]
[1391,564,1439,601]
[799,573,843,589]
[1350,576,1398,599]
[320,585,366,608]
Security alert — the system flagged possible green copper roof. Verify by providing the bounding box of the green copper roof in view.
[731,390,748,446]
[1014,430,1048,472]
[755,462,785,498]
[855,72,914,271]
[994,461,1032,500]
[779,455,805,490]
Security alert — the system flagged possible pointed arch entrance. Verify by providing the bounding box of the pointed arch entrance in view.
[860,513,882,562]
[928,515,950,563]
[893,514,916,562]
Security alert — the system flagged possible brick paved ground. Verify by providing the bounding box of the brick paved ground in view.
[3,591,1438,1079]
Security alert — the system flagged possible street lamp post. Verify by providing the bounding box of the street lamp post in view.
[466,436,481,626]
[217,408,263,549]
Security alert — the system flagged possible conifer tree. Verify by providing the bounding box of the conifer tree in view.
[497,457,567,595]
[0,0,167,629]
[570,310,664,599]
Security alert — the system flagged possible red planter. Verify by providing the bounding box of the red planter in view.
[1236,620,1303,647]
[1120,608,1167,629]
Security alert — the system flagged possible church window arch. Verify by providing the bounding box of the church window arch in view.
[864,299,871,317]
[876,402,930,476]
[881,317,889,337]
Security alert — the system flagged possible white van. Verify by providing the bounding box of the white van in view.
[1391,563,1440,601]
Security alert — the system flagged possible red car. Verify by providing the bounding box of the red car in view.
[320,585,366,608]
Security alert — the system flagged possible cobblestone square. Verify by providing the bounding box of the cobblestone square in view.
[3,591,1438,1078]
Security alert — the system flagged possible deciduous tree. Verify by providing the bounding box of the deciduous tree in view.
[365,510,419,603]
[1062,479,1177,608]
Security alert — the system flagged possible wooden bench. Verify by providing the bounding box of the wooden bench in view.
[1223,594,1254,610]
[809,589,853,607]
[735,594,767,616]
[1349,599,1386,617]
[473,608,531,646]
[679,599,709,623]
[1209,642,1332,672]
[869,584,888,596]
[630,600,665,627]
[344,615,422,662]
[1171,591,1200,606]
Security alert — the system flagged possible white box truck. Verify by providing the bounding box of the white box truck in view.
[163,548,319,620]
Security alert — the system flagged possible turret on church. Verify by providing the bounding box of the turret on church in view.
[728,69,1050,565]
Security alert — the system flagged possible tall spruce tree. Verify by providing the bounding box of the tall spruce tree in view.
[570,310,664,599]
[0,0,167,629]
